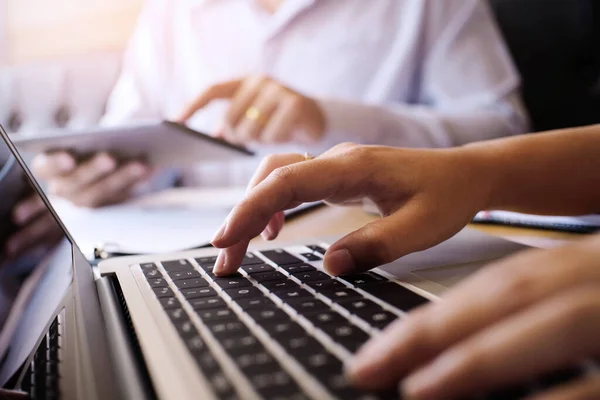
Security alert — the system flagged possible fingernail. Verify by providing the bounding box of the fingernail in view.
[401,372,432,399]
[212,250,227,276]
[344,336,390,382]
[261,226,274,241]
[58,154,75,172]
[324,249,355,276]
[211,222,228,245]
[96,155,116,172]
[402,357,454,399]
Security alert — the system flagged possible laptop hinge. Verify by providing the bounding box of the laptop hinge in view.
[96,275,155,400]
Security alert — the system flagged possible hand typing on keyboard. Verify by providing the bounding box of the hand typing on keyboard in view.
[348,235,600,399]
[211,143,488,277]
[210,131,600,399]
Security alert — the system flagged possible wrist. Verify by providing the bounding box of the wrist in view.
[451,143,500,212]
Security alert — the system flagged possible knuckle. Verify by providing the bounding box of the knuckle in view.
[345,145,373,162]
[286,94,302,110]
[486,265,539,302]
[270,164,296,184]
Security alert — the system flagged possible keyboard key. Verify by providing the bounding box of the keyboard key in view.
[173,277,209,289]
[272,288,313,302]
[320,323,370,353]
[251,271,288,282]
[250,370,298,398]
[304,310,346,326]
[161,259,194,271]
[260,249,303,265]
[261,280,300,291]
[365,271,388,283]
[159,297,181,310]
[306,279,346,291]
[208,320,248,338]
[175,320,197,338]
[166,308,189,322]
[147,278,169,288]
[279,334,322,356]
[194,256,218,267]
[220,333,262,356]
[184,334,207,355]
[295,347,340,372]
[279,264,316,274]
[140,262,158,270]
[168,270,201,280]
[153,287,174,298]
[286,298,330,314]
[236,297,275,310]
[188,296,226,310]
[301,252,322,261]
[292,270,331,282]
[242,253,264,265]
[194,351,221,375]
[196,308,237,322]
[355,309,398,330]
[181,287,217,299]
[233,350,277,372]
[206,371,237,398]
[143,268,162,279]
[322,373,394,400]
[247,306,289,323]
[196,263,216,273]
[224,286,264,300]
[362,282,429,312]
[319,288,362,302]
[241,263,275,274]
[338,298,380,314]
[213,274,252,290]
[307,245,327,254]
[338,273,384,286]
[262,319,305,338]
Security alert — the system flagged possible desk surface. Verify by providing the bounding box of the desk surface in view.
[134,187,585,250]
[258,204,584,249]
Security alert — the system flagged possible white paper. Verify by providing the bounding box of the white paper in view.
[474,211,600,230]
[50,197,231,256]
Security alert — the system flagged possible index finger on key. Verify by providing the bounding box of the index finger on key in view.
[211,156,350,248]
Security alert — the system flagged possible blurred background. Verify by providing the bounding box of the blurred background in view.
[0,0,143,133]
[0,0,599,136]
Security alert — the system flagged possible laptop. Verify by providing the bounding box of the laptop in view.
[0,125,591,400]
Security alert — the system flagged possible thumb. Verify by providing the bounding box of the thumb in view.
[323,202,449,275]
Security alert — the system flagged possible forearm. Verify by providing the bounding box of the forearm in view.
[465,125,600,215]
[319,96,527,148]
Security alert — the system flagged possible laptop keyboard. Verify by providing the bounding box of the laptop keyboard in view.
[137,246,589,399]
[138,246,424,399]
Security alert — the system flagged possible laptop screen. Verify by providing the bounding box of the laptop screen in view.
[0,129,74,385]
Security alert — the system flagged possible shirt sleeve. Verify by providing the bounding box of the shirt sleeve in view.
[101,0,170,126]
[319,0,529,149]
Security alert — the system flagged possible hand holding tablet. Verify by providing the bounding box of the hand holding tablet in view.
[15,121,254,208]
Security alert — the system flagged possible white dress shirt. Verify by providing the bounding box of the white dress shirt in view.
[103,0,528,186]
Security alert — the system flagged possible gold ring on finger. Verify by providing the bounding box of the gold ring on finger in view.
[303,152,315,161]
[245,106,267,124]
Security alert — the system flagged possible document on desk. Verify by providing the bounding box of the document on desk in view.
[50,198,230,257]
[473,211,600,233]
